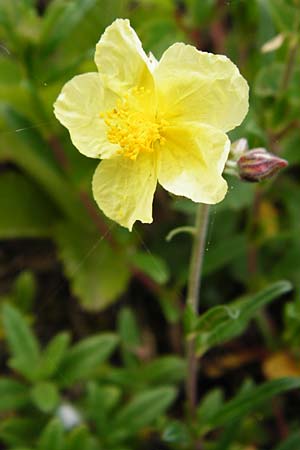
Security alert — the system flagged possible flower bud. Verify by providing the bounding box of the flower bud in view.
[237,148,288,182]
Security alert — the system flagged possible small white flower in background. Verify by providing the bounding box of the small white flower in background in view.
[261,33,285,53]
[57,403,82,429]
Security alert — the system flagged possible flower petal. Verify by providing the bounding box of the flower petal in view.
[92,153,157,230]
[154,43,249,132]
[95,19,153,95]
[54,73,118,159]
[158,124,230,204]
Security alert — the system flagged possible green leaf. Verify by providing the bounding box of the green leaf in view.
[0,2,35,54]
[111,386,177,441]
[54,222,130,311]
[0,417,40,447]
[31,382,60,413]
[284,301,300,350]
[281,131,300,165]
[118,307,141,367]
[221,176,255,210]
[192,305,247,356]
[139,356,186,385]
[0,108,90,230]
[265,0,298,31]
[0,172,57,238]
[13,271,37,312]
[202,234,247,276]
[136,16,185,58]
[64,426,92,450]
[162,421,190,444]
[57,333,119,386]
[274,431,300,450]
[37,418,64,450]
[131,251,169,284]
[255,62,284,97]
[40,0,97,55]
[200,377,300,433]
[37,332,70,379]
[86,382,121,429]
[213,419,242,450]
[2,303,40,380]
[8,448,32,450]
[0,378,29,412]
[185,0,216,26]
[255,62,300,100]
[189,281,292,356]
[196,389,224,423]
[0,56,22,85]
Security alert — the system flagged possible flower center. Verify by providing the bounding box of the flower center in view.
[101,87,167,160]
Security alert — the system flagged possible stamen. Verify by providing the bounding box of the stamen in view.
[100,87,167,160]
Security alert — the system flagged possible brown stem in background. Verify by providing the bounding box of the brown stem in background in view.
[268,119,300,155]
[48,136,70,171]
[272,399,289,440]
[79,191,116,247]
[210,0,227,54]
[46,135,166,300]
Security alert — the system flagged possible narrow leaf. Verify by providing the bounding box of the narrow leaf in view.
[37,418,64,450]
[112,386,176,440]
[57,333,118,386]
[200,377,300,432]
[0,378,29,412]
[0,417,39,447]
[131,251,169,285]
[139,356,186,385]
[2,304,40,379]
[191,281,292,356]
[64,426,92,450]
[40,0,97,55]
[118,307,141,367]
[0,172,57,239]
[37,332,70,379]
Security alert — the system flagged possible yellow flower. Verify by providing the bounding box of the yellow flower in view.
[54,19,248,231]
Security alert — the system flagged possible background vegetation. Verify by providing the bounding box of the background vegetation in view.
[0,0,300,449]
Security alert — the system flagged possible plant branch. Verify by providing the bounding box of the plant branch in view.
[186,203,210,416]
[280,36,299,92]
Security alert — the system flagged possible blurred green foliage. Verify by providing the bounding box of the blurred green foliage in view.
[1,0,300,449]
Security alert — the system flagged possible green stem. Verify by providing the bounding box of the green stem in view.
[280,36,299,93]
[279,10,299,94]
[186,203,210,415]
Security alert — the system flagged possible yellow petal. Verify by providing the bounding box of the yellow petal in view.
[95,19,154,95]
[158,124,230,204]
[92,153,157,230]
[54,73,118,159]
[154,43,249,132]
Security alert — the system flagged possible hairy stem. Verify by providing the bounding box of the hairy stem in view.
[186,203,210,415]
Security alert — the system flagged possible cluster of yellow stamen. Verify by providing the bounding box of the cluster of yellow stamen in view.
[100,87,167,160]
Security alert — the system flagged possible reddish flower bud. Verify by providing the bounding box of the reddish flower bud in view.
[237,148,288,182]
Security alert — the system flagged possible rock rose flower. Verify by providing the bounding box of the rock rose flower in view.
[54,19,248,230]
